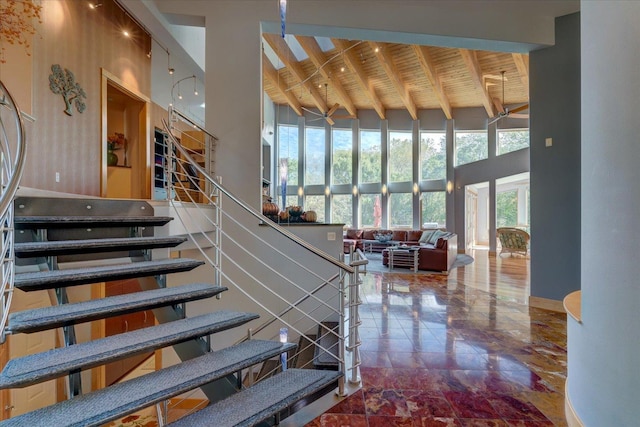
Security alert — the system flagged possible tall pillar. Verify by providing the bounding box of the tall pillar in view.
[567,2,640,425]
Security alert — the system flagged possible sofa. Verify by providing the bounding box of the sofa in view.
[343,228,458,273]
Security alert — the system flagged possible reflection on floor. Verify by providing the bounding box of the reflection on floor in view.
[306,250,567,426]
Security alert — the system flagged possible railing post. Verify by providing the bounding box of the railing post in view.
[336,270,346,397]
[348,266,362,385]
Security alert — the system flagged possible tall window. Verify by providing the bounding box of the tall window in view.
[497,129,529,155]
[332,194,352,227]
[305,127,325,185]
[455,131,488,166]
[421,191,446,228]
[278,124,298,186]
[332,128,352,185]
[420,132,446,180]
[389,131,412,182]
[304,195,325,223]
[360,130,381,183]
[496,189,518,227]
[360,194,382,228]
[389,193,412,228]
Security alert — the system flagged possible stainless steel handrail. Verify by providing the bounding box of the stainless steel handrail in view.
[0,81,28,342]
[161,117,354,275]
[161,109,363,398]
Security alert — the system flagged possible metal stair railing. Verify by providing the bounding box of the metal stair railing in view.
[162,108,365,401]
[0,81,28,343]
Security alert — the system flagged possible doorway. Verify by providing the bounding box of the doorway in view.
[465,181,489,251]
[100,69,151,199]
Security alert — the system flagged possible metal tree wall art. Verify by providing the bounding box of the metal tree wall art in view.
[48,64,86,116]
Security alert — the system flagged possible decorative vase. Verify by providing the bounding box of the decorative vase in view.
[107,150,118,166]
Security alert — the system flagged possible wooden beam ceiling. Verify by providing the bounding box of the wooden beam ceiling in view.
[512,53,529,93]
[263,33,331,122]
[412,45,453,120]
[262,36,529,123]
[262,52,303,116]
[369,42,418,120]
[331,38,386,120]
[294,35,357,117]
[458,48,495,117]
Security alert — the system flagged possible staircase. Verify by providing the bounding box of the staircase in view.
[0,197,341,426]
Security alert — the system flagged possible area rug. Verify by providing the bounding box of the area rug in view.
[354,251,474,274]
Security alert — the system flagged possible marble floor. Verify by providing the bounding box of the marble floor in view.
[306,250,568,427]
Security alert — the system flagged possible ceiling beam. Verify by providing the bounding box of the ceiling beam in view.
[512,53,529,92]
[370,42,417,120]
[412,45,452,120]
[262,52,303,117]
[332,38,386,120]
[458,49,495,117]
[295,36,357,117]
[263,33,329,115]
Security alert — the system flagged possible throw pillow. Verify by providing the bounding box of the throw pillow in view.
[419,230,435,244]
[427,229,446,245]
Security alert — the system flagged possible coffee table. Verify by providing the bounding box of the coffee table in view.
[387,246,420,272]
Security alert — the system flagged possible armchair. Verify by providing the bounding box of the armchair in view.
[496,227,530,257]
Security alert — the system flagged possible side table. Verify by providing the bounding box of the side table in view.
[388,246,420,272]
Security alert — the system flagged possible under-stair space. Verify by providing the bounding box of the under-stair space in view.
[0,197,341,426]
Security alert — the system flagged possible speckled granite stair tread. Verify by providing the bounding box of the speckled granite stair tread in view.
[0,310,258,389]
[0,340,295,427]
[14,215,174,228]
[168,369,342,427]
[8,283,225,334]
[14,258,204,291]
[14,236,187,257]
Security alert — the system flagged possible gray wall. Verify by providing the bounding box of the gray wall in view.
[568,3,640,425]
[529,13,581,300]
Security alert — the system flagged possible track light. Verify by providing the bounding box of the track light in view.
[122,30,130,37]
[167,50,174,75]
[193,77,198,96]
[89,2,102,9]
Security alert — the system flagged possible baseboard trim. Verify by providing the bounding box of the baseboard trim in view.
[565,380,584,427]
[529,296,565,313]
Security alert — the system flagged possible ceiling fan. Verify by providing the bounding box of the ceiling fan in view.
[489,71,529,125]
[302,83,356,125]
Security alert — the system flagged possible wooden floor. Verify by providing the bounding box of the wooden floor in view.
[453,249,530,304]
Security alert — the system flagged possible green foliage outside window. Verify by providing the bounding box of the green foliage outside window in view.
[332,129,352,185]
[278,125,298,186]
[496,189,518,227]
[304,195,325,222]
[497,129,529,155]
[305,127,325,185]
[389,131,412,182]
[421,192,446,227]
[360,130,381,183]
[360,194,382,228]
[332,194,352,227]
[390,193,412,228]
[420,132,446,180]
[455,131,488,166]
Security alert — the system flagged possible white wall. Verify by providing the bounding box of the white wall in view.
[568,2,640,425]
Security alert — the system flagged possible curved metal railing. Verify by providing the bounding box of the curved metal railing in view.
[0,81,28,342]
[159,108,364,412]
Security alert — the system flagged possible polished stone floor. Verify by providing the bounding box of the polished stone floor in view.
[306,250,568,426]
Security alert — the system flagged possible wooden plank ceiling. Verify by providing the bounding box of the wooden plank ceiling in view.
[262,35,529,122]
